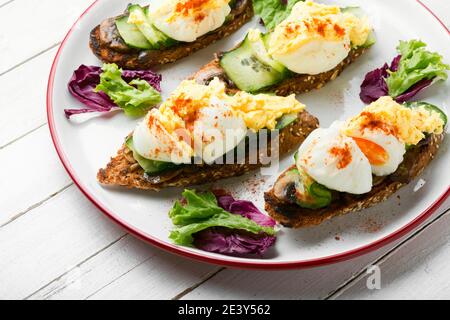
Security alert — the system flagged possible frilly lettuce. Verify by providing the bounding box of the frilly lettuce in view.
[360,40,449,104]
[169,190,277,256]
[65,64,162,118]
[253,0,304,31]
[94,63,162,117]
[387,40,449,97]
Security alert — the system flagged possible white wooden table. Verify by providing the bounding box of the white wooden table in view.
[0,0,449,300]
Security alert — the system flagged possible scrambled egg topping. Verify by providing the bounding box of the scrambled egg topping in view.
[342,13,372,47]
[154,78,305,133]
[343,96,444,145]
[269,1,371,55]
[232,92,304,131]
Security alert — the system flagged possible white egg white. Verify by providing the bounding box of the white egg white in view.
[133,109,193,164]
[193,97,247,164]
[148,0,231,42]
[272,39,351,75]
[296,122,372,194]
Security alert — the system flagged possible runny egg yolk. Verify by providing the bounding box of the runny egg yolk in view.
[351,137,389,166]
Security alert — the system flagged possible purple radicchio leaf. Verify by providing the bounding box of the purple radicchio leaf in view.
[359,63,390,104]
[389,54,402,72]
[65,65,117,118]
[121,70,162,92]
[394,78,434,103]
[360,54,435,104]
[193,194,277,257]
[64,65,162,119]
[193,228,277,256]
[217,195,276,227]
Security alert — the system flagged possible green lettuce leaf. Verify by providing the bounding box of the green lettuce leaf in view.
[169,190,275,246]
[95,63,162,117]
[386,40,450,98]
[253,0,304,31]
[125,137,177,174]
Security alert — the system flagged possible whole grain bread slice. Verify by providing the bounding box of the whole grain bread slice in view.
[89,0,253,69]
[97,111,319,191]
[264,133,445,228]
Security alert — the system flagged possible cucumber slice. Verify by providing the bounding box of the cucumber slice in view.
[126,137,177,174]
[220,36,288,93]
[248,30,286,73]
[115,16,151,50]
[276,168,332,210]
[362,31,376,49]
[144,7,177,47]
[276,113,298,129]
[405,101,448,127]
[341,6,376,48]
[128,5,166,49]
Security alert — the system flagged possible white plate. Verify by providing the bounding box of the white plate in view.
[48,0,450,269]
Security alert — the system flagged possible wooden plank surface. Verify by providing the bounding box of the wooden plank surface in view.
[0,0,93,75]
[0,48,57,148]
[334,206,450,299]
[0,0,448,300]
[0,126,71,227]
[28,234,221,300]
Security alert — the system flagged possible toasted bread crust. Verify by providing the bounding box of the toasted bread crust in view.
[89,0,253,69]
[264,133,445,228]
[98,111,319,190]
[192,47,367,96]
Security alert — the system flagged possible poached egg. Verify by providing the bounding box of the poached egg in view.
[133,78,305,164]
[296,122,373,194]
[147,0,231,42]
[342,96,445,176]
[268,1,371,75]
[294,97,445,194]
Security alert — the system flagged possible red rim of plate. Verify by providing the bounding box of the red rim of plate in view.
[47,0,450,270]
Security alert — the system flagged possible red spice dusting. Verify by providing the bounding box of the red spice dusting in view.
[285,24,294,34]
[175,0,210,16]
[245,175,268,197]
[317,25,325,37]
[211,189,231,197]
[147,114,156,128]
[195,12,206,22]
[302,154,312,166]
[313,18,328,37]
[358,112,399,137]
[148,114,166,137]
[170,96,193,116]
[333,23,345,36]
[284,22,300,36]
[328,143,353,169]
[169,95,203,131]
[304,20,311,31]
[184,110,200,131]
[335,235,341,241]
[361,218,383,233]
